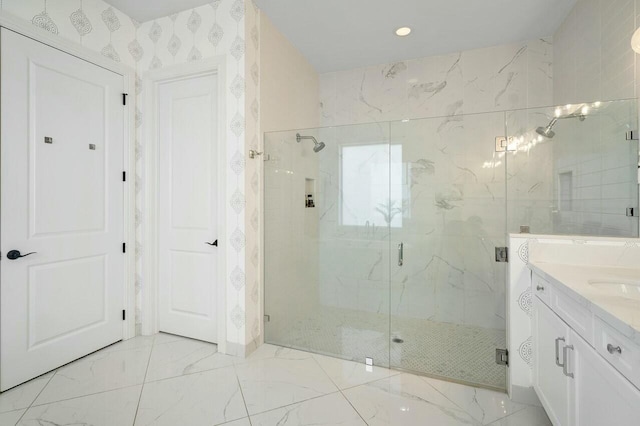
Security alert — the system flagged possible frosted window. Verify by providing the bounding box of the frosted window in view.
[340,144,404,227]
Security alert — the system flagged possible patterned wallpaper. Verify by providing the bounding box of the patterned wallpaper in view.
[2,0,259,350]
[243,1,261,350]
[3,0,137,67]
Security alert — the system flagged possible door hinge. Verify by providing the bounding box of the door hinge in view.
[495,247,509,263]
[264,314,271,323]
[122,171,126,182]
[122,310,126,321]
[122,93,128,106]
[496,348,508,366]
[627,207,636,217]
[122,243,126,253]
[626,130,638,140]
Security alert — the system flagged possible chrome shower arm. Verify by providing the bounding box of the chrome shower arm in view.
[296,133,319,144]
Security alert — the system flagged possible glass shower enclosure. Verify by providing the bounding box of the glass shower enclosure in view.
[263,99,639,391]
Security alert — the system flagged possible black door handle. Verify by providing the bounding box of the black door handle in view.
[6,250,37,260]
[205,240,218,247]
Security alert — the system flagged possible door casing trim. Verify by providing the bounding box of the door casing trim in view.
[142,58,228,353]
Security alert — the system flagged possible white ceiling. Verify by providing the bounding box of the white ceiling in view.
[255,0,577,73]
[103,0,213,23]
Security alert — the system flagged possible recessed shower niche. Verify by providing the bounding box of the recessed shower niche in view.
[305,178,315,208]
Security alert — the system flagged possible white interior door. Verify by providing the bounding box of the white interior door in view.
[158,73,219,343]
[0,29,125,391]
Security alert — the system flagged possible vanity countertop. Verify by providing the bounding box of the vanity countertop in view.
[528,261,640,345]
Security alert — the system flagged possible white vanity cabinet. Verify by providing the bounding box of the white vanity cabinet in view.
[533,298,571,425]
[532,272,640,426]
[569,328,640,426]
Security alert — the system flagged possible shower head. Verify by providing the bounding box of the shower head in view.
[535,126,556,139]
[536,118,558,139]
[536,110,587,139]
[296,133,325,153]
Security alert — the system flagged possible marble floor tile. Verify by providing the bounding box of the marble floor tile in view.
[486,405,551,426]
[235,343,312,365]
[19,385,141,426]
[423,376,528,424]
[236,356,338,415]
[34,346,151,405]
[0,333,552,426]
[343,373,479,425]
[134,366,247,426]
[0,409,26,426]
[152,332,191,346]
[313,353,399,390]
[145,337,235,382]
[250,393,366,426]
[0,372,53,413]
[100,335,156,353]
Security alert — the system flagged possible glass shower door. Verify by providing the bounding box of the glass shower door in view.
[506,99,639,237]
[263,122,392,367]
[388,112,508,390]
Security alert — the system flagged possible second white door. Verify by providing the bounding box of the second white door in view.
[158,73,219,343]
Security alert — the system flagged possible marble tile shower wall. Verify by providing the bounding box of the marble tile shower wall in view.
[314,39,554,331]
[319,38,553,126]
[2,0,258,348]
[315,115,509,330]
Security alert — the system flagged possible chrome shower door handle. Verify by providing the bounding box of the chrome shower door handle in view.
[398,243,403,266]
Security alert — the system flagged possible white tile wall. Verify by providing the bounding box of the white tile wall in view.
[552,0,639,240]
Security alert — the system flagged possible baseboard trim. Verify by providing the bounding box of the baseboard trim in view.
[510,385,541,406]
[225,336,260,358]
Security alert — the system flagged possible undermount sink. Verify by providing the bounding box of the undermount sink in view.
[589,277,640,301]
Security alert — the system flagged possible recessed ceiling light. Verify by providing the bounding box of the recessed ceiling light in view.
[395,27,411,37]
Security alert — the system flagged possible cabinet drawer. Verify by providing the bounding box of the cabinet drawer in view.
[532,273,551,305]
[551,289,593,345]
[594,317,640,389]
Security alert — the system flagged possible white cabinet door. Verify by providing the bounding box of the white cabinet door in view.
[157,73,219,343]
[568,329,640,426]
[0,29,125,390]
[533,296,571,426]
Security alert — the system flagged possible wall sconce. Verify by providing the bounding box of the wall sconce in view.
[632,27,640,53]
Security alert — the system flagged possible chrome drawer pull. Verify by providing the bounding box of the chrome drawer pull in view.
[607,344,622,355]
[563,345,574,378]
[555,337,565,367]
[536,285,544,291]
